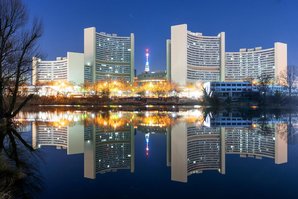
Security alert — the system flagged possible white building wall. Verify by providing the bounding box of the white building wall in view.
[275,42,287,83]
[275,123,288,164]
[84,126,96,179]
[171,24,188,86]
[67,52,84,85]
[166,39,171,81]
[171,122,187,183]
[84,27,96,83]
[67,124,84,155]
[220,32,226,81]
[130,33,135,82]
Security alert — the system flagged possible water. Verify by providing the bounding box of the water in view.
[12,109,298,198]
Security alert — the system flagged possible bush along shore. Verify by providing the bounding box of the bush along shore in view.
[12,94,297,108]
[18,95,199,107]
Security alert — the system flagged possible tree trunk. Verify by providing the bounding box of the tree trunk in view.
[0,118,7,153]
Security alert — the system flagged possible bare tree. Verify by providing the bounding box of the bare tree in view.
[243,76,255,84]
[0,0,42,121]
[256,74,273,104]
[276,65,297,97]
[286,65,297,97]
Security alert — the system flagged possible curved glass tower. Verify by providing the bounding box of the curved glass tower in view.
[225,43,287,81]
[32,52,84,85]
[84,27,134,83]
[169,24,225,85]
[168,24,287,86]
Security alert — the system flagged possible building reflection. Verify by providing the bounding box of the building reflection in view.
[32,123,84,154]
[17,110,292,182]
[84,122,135,179]
[169,112,288,183]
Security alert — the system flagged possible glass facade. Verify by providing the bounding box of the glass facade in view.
[226,48,275,81]
[84,28,134,83]
[186,32,222,82]
[33,57,68,84]
[169,24,286,85]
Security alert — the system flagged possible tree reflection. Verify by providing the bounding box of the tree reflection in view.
[0,120,42,199]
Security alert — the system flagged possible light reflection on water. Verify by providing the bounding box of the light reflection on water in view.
[14,109,296,185]
[8,108,298,198]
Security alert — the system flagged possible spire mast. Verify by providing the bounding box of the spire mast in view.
[145,48,150,72]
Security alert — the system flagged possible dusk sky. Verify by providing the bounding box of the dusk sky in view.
[24,0,298,74]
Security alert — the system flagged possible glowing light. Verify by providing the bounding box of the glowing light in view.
[145,133,150,158]
[145,48,150,72]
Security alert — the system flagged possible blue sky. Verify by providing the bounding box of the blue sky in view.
[24,0,298,74]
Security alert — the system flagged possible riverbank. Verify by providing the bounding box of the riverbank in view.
[23,96,199,105]
[15,95,298,112]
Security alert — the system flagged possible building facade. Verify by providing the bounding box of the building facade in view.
[225,43,287,82]
[32,52,84,85]
[84,27,134,83]
[84,123,135,179]
[168,24,225,85]
[136,71,167,85]
[167,24,287,86]
[169,115,288,183]
[203,81,258,102]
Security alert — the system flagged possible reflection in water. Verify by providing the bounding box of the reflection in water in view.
[15,110,295,183]
[0,123,42,199]
[145,133,150,158]
[170,117,288,182]
[84,118,134,178]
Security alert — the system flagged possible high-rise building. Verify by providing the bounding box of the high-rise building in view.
[167,24,287,85]
[84,27,135,83]
[168,24,225,85]
[225,43,287,82]
[32,52,84,85]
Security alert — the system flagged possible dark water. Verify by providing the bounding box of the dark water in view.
[14,109,298,198]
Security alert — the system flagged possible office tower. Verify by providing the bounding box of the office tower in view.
[167,24,287,85]
[225,43,287,82]
[169,24,225,85]
[84,27,134,83]
[32,52,84,85]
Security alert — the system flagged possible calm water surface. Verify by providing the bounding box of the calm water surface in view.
[15,109,298,198]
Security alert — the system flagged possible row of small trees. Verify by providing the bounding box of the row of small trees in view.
[80,80,180,98]
[245,66,298,97]
[202,68,298,107]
